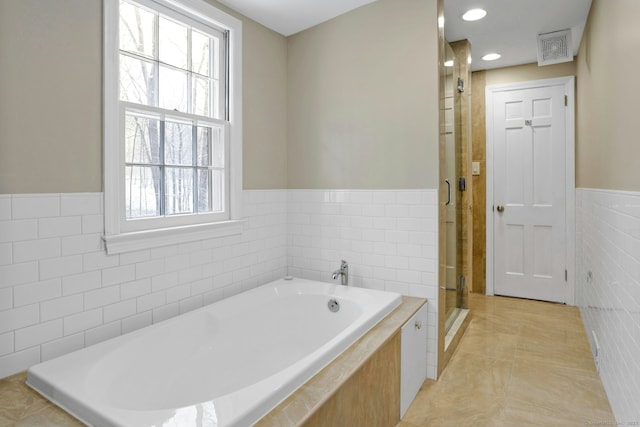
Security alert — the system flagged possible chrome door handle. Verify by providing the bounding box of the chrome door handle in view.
[496,205,505,212]
[445,179,451,205]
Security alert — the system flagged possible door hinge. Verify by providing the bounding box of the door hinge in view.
[564,95,568,106]
[565,269,568,281]
[459,275,466,290]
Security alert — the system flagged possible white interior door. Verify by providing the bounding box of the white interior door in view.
[489,81,569,303]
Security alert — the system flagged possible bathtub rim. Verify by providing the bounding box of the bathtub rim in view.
[25,277,409,427]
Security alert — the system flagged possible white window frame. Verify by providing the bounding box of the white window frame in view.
[103,0,243,254]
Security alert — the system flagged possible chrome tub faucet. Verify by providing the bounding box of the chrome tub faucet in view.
[332,260,349,286]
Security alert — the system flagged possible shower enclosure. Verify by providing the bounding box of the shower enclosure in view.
[437,34,472,375]
[443,41,464,334]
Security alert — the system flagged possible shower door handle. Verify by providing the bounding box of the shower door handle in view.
[445,179,451,205]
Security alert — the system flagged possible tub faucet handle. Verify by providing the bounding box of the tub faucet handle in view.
[332,260,349,286]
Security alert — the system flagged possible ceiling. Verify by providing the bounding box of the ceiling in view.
[445,0,592,71]
[217,0,377,37]
[217,0,592,71]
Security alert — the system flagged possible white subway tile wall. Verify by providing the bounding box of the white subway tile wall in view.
[0,190,439,380]
[577,188,640,423]
[287,189,439,379]
[0,191,288,378]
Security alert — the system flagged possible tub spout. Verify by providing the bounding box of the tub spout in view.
[331,260,349,286]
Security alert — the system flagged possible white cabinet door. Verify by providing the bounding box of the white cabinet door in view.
[400,303,428,418]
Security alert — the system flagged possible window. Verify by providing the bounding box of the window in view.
[103,0,242,254]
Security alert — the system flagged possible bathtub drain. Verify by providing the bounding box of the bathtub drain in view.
[327,298,340,313]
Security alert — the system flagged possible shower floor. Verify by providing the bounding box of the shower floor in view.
[444,308,469,350]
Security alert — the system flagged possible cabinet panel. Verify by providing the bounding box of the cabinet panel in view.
[400,303,428,418]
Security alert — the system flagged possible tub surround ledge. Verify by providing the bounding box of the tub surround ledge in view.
[256,296,426,427]
[0,296,426,427]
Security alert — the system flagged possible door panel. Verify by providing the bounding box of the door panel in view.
[492,84,566,303]
[505,128,525,204]
[533,225,553,277]
[505,224,524,275]
[533,126,553,205]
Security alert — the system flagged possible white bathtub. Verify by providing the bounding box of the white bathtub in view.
[27,277,401,426]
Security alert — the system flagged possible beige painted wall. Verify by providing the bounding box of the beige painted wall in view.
[576,0,640,191]
[484,61,576,87]
[241,13,287,189]
[0,0,102,194]
[0,0,287,194]
[1,0,441,193]
[286,0,440,189]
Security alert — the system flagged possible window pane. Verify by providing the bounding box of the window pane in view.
[119,1,156,59]
[125,166,161,218]
[120,54,157,106]
[165,167,194,215]
[211,126,224,168]
[125,114,161,164]
[212,36,220,80]
[192,76,211,117]
[196,126,223,167]
[159,17,187,69]
[192,31,210,77]
[165,121,193,166]
[159,65,188,112]
[212,80,221,120]
[212,169,224,213]
[197,169,211,213]
[196,126,211,167]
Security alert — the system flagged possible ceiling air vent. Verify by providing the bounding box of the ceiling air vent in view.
[537,29,573,66]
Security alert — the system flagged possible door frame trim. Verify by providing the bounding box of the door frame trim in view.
[485,76,576,305]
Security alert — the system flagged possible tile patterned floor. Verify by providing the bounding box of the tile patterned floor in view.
[400,293,616,427]
[0,372,81,426]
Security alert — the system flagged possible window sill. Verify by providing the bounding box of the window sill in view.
[102,219,245,255]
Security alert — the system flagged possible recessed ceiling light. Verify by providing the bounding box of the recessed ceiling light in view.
[444,60,454,67]
[482,53,501,61]
[462,8,487,21]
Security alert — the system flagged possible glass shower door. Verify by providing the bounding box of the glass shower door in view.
[443,42,463,334]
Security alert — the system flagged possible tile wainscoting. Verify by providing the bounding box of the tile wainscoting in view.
[287,189,438,379]
[0,189,439,380]
[576,188,640,423]
[0,191,288,378]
